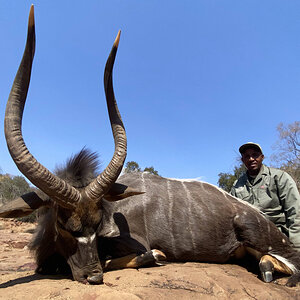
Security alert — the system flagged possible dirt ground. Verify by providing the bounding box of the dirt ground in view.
[0,219,299,300]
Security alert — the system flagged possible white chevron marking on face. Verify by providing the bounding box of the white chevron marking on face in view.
[76,233,96,244]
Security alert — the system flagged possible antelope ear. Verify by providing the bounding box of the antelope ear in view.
[104,183,145,201]
[0,190,50,218]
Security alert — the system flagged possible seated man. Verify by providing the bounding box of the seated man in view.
[231,142,300,251]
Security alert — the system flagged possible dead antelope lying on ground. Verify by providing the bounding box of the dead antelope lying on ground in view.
[1,5,300,286]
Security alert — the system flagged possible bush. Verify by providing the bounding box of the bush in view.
[0,174,36,223]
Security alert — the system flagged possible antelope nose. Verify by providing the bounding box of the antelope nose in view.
[87,273,103,284]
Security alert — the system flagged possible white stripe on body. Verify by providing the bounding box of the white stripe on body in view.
[167,179,176,258]
[167,177,263,216]
[141,173,150,245]
[181,181,196,254]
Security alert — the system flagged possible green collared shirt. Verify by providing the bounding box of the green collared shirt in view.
[231,165,300,250]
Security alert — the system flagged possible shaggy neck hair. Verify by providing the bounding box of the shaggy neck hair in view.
[54,148,100,189]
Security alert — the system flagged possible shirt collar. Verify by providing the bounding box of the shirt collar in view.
[246,164,266,185]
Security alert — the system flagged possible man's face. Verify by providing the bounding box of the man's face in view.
[241,148,264,175]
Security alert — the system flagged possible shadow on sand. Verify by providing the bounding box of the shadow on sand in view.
[0,273,72,288]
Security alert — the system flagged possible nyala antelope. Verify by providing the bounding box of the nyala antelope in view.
[1,5,300,286]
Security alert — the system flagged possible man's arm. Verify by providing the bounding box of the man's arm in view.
[277,171,300,251]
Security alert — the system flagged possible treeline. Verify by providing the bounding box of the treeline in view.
[124,161,159,176]
[0,173,35,222]
[0,174,32,204]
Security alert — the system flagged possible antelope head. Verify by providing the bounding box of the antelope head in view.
[4,5,127,284]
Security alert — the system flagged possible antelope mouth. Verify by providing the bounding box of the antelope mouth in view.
[86,273,104,285]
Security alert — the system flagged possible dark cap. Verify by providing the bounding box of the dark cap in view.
[239,142,263,154]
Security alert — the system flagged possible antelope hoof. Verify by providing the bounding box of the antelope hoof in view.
[286,273,300,287]
[151,249,167,262]
[259,260,274,283]
[135,249,167,267]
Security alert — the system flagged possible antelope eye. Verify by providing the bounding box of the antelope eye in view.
[71,231,83,238]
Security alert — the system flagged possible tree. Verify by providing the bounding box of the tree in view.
[124,161,159,176]
[124,161,141,173]
[271,121,300,190]
[143,166,159,176]
[218,164,246,192]
[0,174,35,222]
[0,175,32,204]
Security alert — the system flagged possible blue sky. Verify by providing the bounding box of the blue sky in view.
[0,1,299,186]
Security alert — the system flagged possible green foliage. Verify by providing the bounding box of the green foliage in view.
[217,173,235,192]
[0,175,32,202]
[143,166,159,176]
[218,164,245,192]
[124,161,141,173]
[124,161,160,176]
[0,173,36,223]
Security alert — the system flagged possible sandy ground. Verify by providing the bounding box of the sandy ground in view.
[0,219,299,300]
